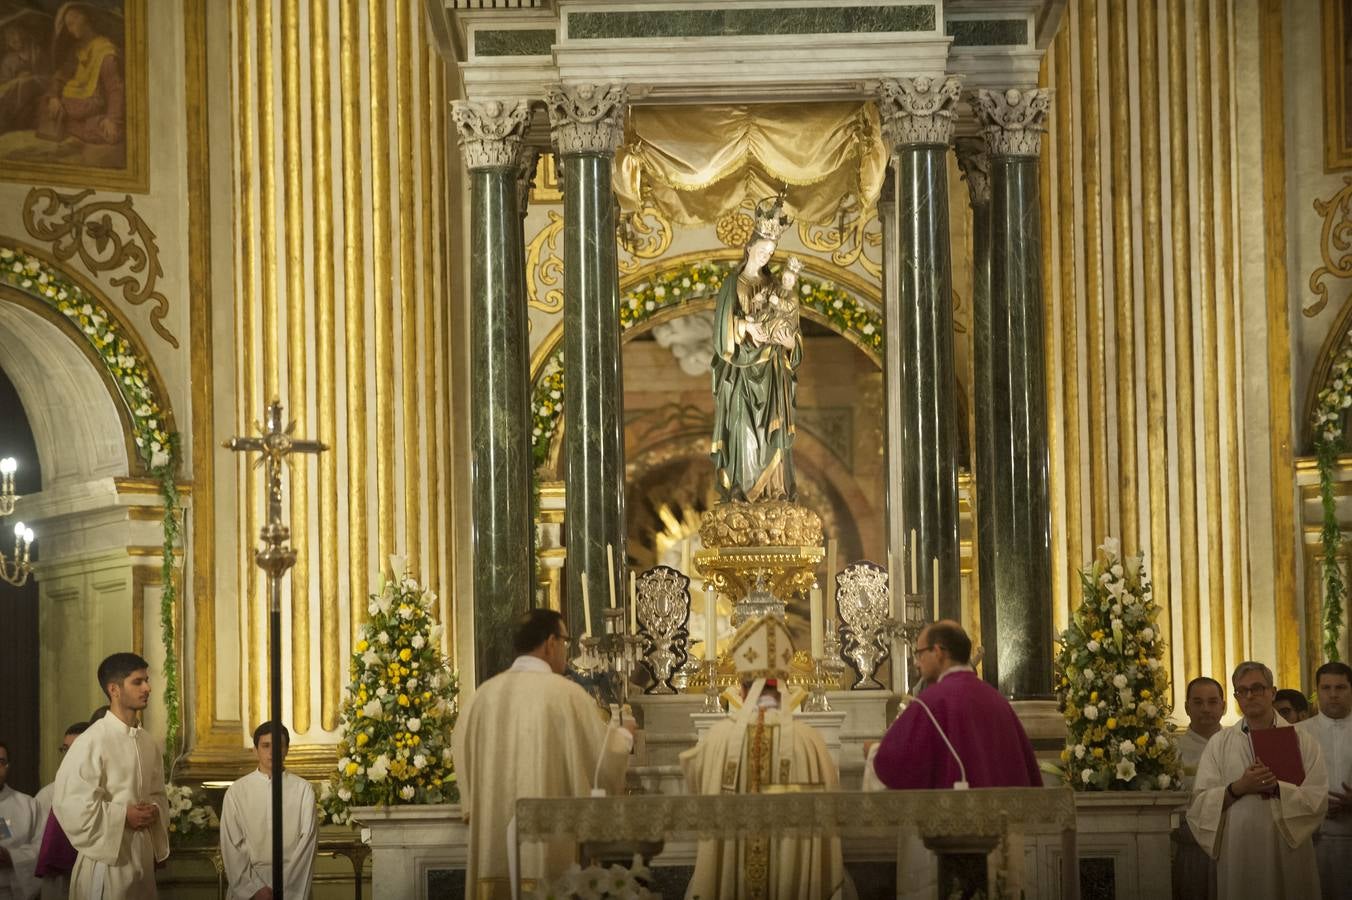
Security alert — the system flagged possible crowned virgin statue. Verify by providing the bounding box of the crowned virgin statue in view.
[711,197,804,503]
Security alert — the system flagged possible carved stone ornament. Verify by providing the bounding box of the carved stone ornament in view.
[515,144,541,218]
[953,137,991,207]
[971,88,1053,158]
[545,82,628,157]
[450,99,532,171]
[22,188,177,347]
[876,76,963,149]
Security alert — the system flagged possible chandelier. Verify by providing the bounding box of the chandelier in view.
[0,457,34,586]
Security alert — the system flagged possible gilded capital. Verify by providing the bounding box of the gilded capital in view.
[452,99,532,171]
[545,82,628,157]
[971,88,1053,158]
[876,76,963,149]
[953,137,991,207]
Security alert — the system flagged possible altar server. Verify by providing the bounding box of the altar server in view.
[220,722,317,900]
[0,742,41,900]
[32,722,87,900]
[1187,661,1326,900]
[52,652,169,899]
[1298,661,1352,899]
[1173,677,1224,900]
[452,609,634,900]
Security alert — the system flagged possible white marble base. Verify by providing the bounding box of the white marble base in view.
[350,804,467,900]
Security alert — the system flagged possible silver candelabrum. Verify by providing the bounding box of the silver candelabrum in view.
[634,566,691,694]
[836,562,896,689]
[576,607,644,707]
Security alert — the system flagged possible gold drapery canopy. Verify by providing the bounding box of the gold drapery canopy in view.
[614,102,888,226]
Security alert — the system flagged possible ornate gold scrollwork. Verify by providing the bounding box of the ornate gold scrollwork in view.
[22,187,178,347]
[617,203,673,273]
[526,210,565,313]
[1308,176,1352,317]
[796,198,882,279]
[715,198,756,248]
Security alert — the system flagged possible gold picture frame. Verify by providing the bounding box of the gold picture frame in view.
[0,0,148,191]
[1326,0,1352,170]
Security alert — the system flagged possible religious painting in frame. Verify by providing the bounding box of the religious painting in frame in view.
[0,0,147,191]
[1326,0,1352,170]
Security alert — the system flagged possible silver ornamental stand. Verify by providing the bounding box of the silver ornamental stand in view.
[226,400,327,900]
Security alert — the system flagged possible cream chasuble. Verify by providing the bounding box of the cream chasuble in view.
[452,656,631,900]
[679,693,851,900]
[52,713,169,900]
[1298,713,1352,900]
[0,785,41,900]
[219,769,318,899]
[1187,716,1326,900]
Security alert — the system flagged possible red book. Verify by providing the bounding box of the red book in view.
[1251,726,1306,786]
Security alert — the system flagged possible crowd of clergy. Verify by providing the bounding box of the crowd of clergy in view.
[1,620,1350,899]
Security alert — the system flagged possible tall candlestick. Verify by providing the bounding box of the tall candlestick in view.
[825,539,838,621]
[932,556,940,621]
[629,575,638,633]
[887,550,896,588]
[581,576,593,638]
[810,586,824,659]
[704,584,718,662]
[606,544,618,608]
[681,540,691,577]
[910,528,919,592]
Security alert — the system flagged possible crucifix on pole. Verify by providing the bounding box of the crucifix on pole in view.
[225,399,326,900]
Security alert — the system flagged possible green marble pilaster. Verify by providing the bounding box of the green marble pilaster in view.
[548,83,629,644]
[453,100,533,683]
[973,88,1054,699]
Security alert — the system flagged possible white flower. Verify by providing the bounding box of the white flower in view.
[399,604,415,620]
[406,676,418,689]
[399,785,416,800]
[362,699,383,719]
[338,787,352,801]
[378,632,390,645]
[1141,627,1155,642]
[1119,740,1136,756]
[430,623,445,644]
[1147,657,1159,670]
[1074,744,1086,759]
[1157,773,1172,789]
[1110,564,1124,578]
[362,650,382,668]
[1112,674,1128,689]
[1087,640,1101,653]
[412,634,426,649]
[1156,734,1172,749]
[1115,759,1137,781]
[1141,702,1158,718]
[1083,705,1099,720]
[406,717,422,733]
[1081,768,1094,784]
[1100,536,1121,558]
[368,755,391,783]
[413,753,428,770]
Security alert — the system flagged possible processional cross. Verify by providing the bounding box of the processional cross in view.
[225,399,327,900]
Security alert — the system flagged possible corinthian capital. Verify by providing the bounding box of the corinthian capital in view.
[545,82,628,157]
[953,137,991,207]
[971,88,1053,158]
[452,99,532,171]
[876,76,963,149]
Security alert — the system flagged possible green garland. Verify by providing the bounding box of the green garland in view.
[530,259,883,468]
[0,245,183,769]
[1313,341,1352,662]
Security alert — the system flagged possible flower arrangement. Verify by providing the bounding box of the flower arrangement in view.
[1054,538,1182,791]
[318,558,460,825]
[1312,340,1352,663]
[165,783,218,845]
[527,857,659,900]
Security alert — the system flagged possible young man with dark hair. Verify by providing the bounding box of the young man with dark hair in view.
[1275,688,1311,724]
[0,739,41,899]
[1174,676,1224,900]
[52,652,169,898]
[452,607,636,899]
[32,722,89,900]
[1298,660,1352,899]
[220,721,317,900]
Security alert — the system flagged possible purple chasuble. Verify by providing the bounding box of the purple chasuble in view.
[874,670,1042,789]
[34,810,77,877]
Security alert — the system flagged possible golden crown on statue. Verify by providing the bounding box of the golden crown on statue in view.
[751,194,792,243]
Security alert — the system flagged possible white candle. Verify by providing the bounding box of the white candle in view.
[910,529,919,592]
[810,586,824,659]
[629,575,638,633]
[606,544,618,608]
[681,540,692,577]
[887,550,896,589]
[932,556,940,621]
[581,576,593,638]
[704,584,718,662]
[825,540,838,621]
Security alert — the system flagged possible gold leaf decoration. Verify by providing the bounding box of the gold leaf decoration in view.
[796,198,882,279]
[1308,176,1352,318]
[617,203,673,274]
[526,210,565,312]
[715,199,756,248]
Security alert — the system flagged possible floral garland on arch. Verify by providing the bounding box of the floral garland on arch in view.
[1313,341,1352,662]
[530,259,883,469]
[1054,538,1182,791]
[319,558,460,825]
[0,244,183,771]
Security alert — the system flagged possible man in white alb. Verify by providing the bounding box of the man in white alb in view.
[220,722,318,900]
[1187,660,1326,899]
[33,723,88,900]
[1298,661,1352,899]
[1173,676,1224,899]
[0,742,40,900]
[53,652,170,899]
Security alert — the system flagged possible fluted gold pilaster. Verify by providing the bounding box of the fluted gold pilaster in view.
[369,0,396,571]
[1039,56,1065,630]
[396,0,421,576]
[310,0,340,731]
[419,17,441,595]
[1079,0,1110,543]
[1108,0,1137,551]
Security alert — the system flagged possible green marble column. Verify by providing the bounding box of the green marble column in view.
[878,76,963,617]
[973,88,1054,699]
[547,83,629,643]
[452,99,534,683]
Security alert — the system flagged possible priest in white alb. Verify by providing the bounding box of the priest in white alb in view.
[1298,661,1352,900]
[679,614,852,900]
[0,741,41,900]
[1173,675,1224,900]
[219,722,318,899]
[1187,661,1326,899]
[53,653,170,900]
[452,608,634,900]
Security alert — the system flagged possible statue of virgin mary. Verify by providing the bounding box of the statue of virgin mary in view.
[710,197,803,503]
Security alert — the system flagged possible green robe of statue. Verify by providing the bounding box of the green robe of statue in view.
[710,263,802,502]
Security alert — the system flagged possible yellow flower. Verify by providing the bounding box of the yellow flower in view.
[1140,689,1152,700]
[1092,747,1105,759]
[1106,717,1118,730]
[399,648,412,662]
[1135,734,1148,748]
[1092,630,1105,641]
[345,762,359,776]
[356,733,369,747]
[356,640,369,652]
[398,694,410,707]
[1090,691,1099,702]
[1060,747,1071,762]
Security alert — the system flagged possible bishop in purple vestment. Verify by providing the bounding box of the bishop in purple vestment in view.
[871,621,1042,790]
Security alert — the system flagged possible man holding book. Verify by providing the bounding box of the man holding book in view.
[1188,661,1327,899]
